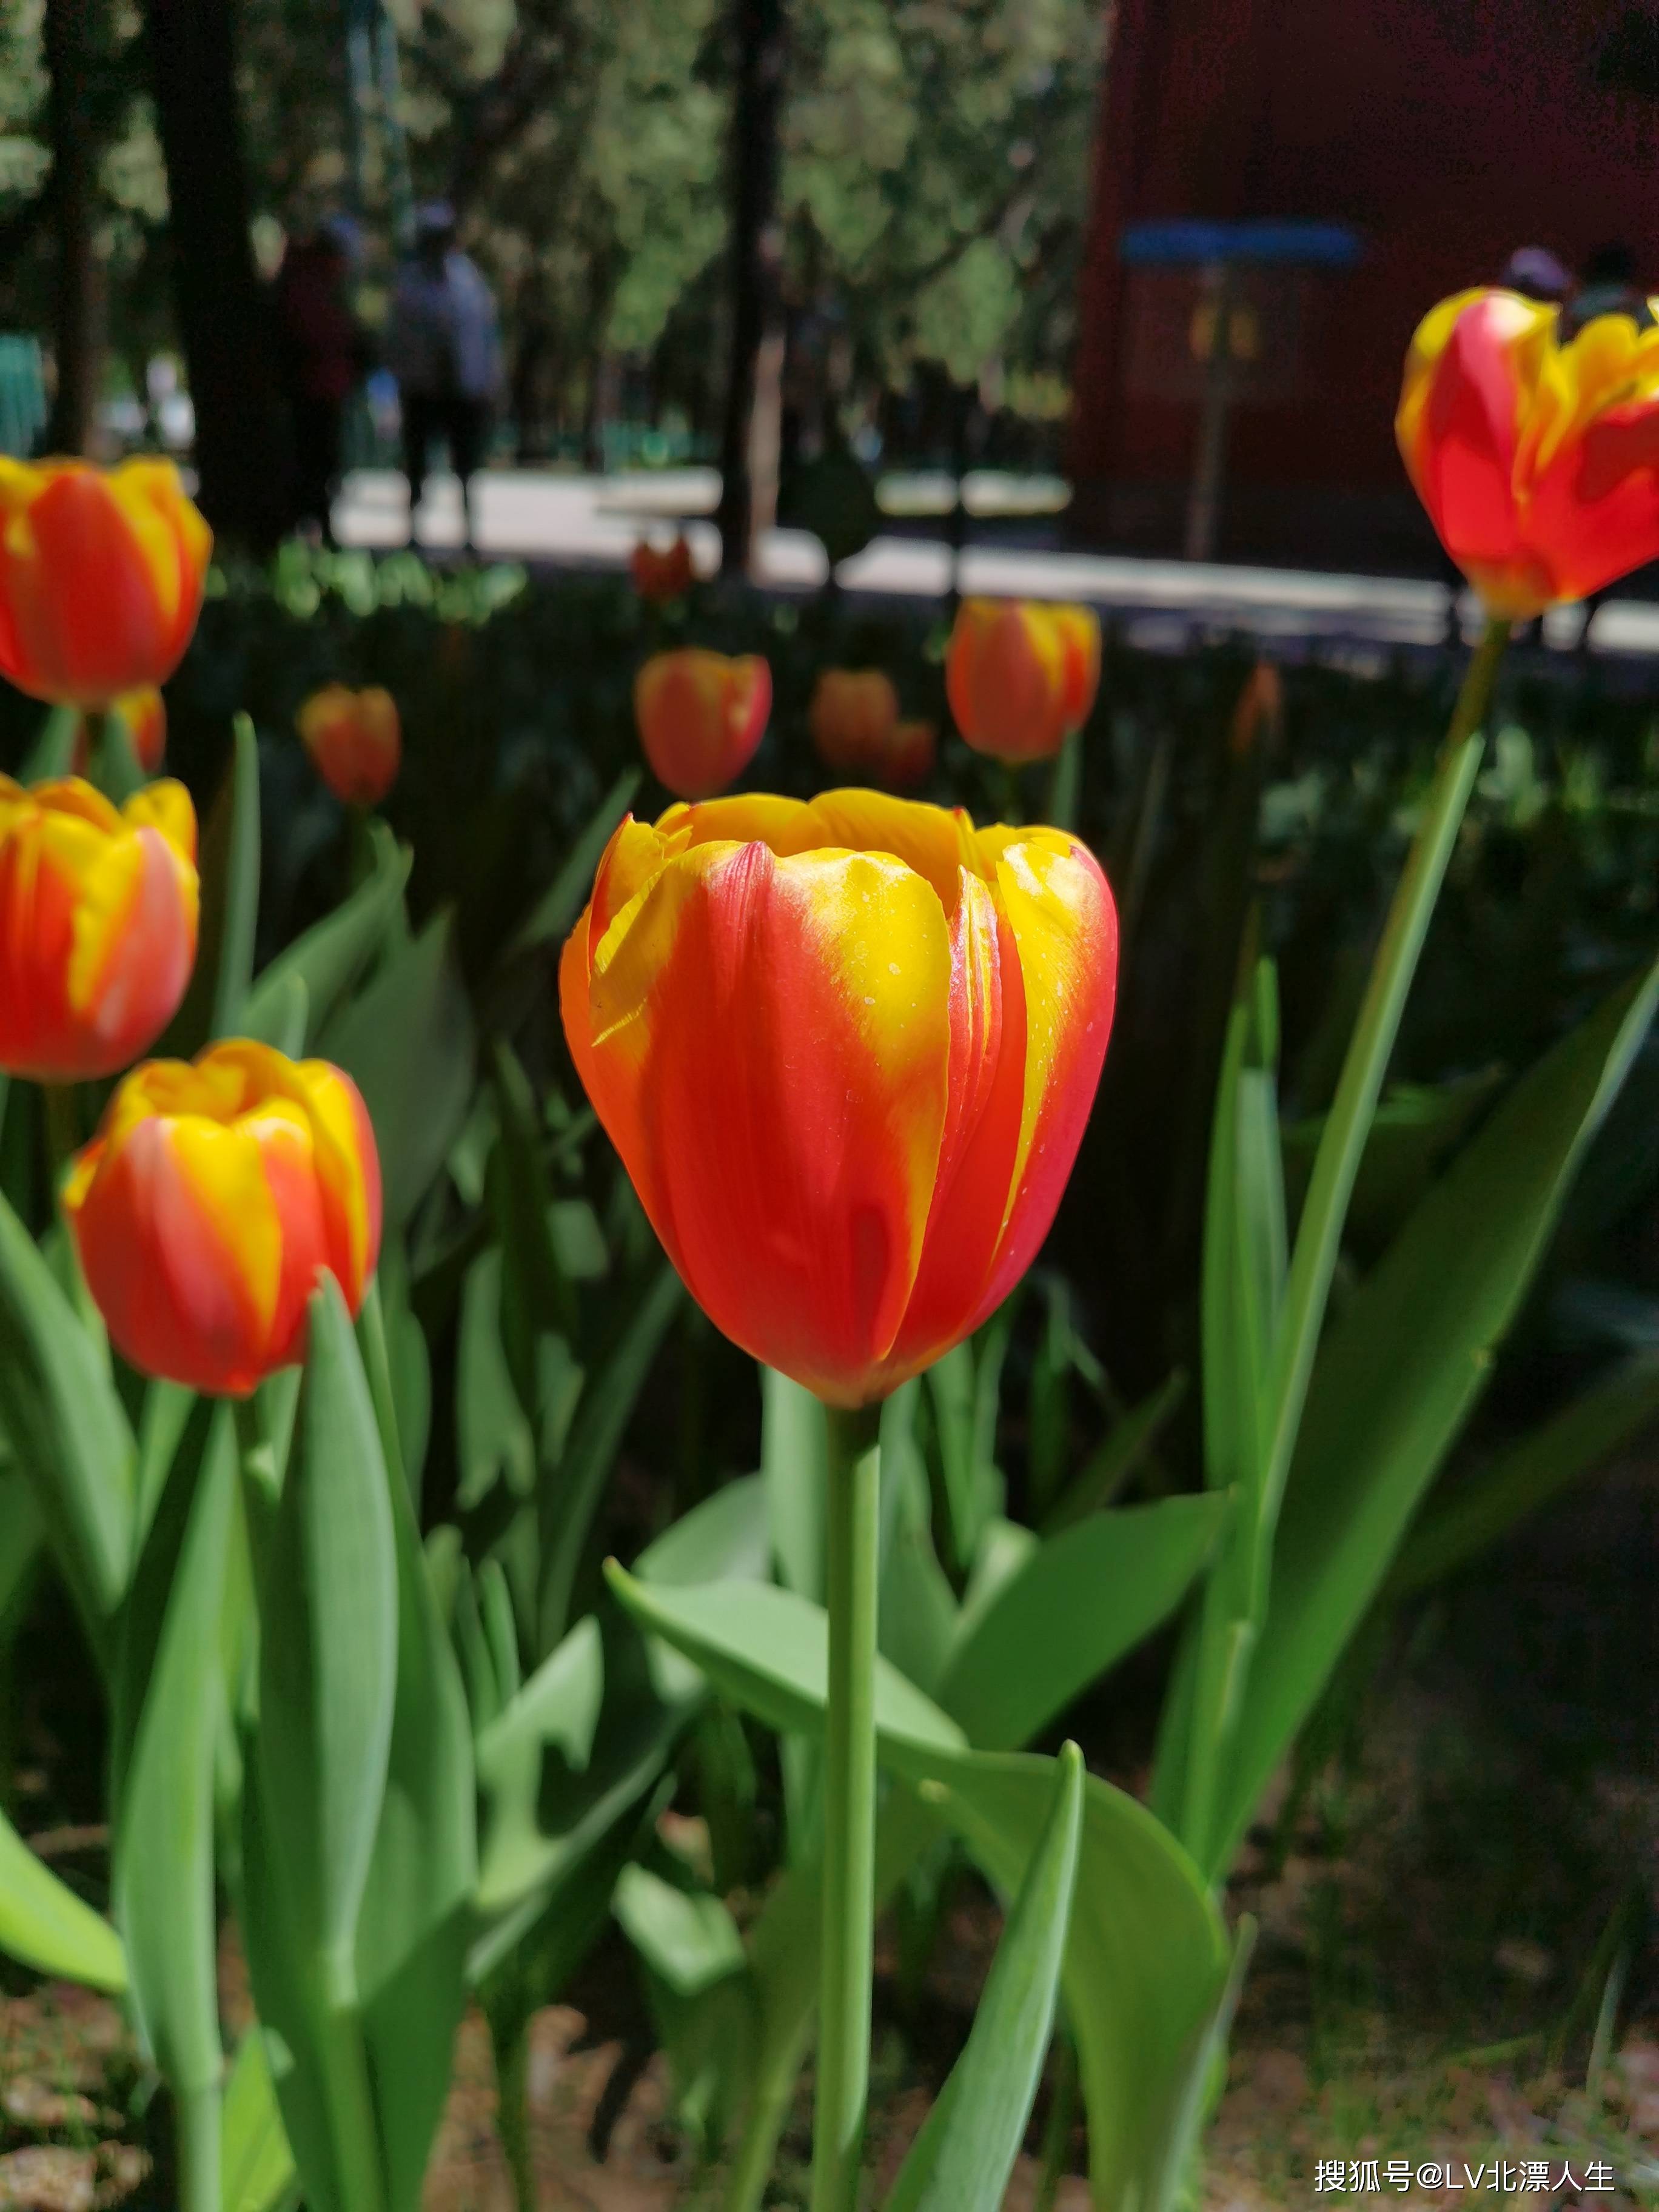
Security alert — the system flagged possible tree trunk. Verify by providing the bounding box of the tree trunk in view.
[44,0,96,455]
[716,0,786,577]
[144,0,289,549]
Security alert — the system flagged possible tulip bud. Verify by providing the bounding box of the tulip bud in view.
[634,649,771,801]
[114,687,167,774]
[0,775,198,1081]
[631,535,696,605]
[297,683,401,807]
[64,1040,383,1398]
[0,458,212,708]
[946,598,1101,763]
[561,789,1117,1406]
[809,670,900,777]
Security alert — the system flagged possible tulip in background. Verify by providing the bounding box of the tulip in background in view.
[298,681,403,806]
[115,685,167,773]
[0,457,212,707]
[0,775,198,1081]
[946,597,1101,763]
[65,1039,382,1396]
[1397,284,1659,617]
[634,647,771,800]
[808,668,937,789]
[563,785,1116,2207]
[631,532,697,603]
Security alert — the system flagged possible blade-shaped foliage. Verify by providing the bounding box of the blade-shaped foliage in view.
[1210,953,1659,1871]
[882,1743,1083,2212]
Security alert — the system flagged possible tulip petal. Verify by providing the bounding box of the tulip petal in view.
[574,837,954,1403]
[973,831,1118,1322]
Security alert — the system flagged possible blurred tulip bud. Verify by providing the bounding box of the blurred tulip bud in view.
[634,649,771,800]
[946,598,1101,763]
[297,683,401,807]
[631,535,696,604]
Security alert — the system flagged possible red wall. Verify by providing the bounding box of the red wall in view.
[1068,0,1659,563]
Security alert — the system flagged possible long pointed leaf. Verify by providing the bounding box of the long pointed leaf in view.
[0,1802,126,1992]
[883,1744,1083,2212]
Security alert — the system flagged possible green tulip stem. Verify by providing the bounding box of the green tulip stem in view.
[1045,727,1083,832]
[41,1084,79,1191]
[175,2082,221,2212]
[811,1398,883,2212]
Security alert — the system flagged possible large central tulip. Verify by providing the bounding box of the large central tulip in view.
[1397,286,1659,616]
[561,789,1118,1405]
[0,776,198,1081]
[0,458,212,708]
[65,1041,382,1397]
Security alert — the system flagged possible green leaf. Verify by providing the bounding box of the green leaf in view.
[908,1749,1228,2212]
[1390,1349,1659,1596]
[883,1744,1083,2212]
[0,1470,42,1638]
[221,2031,298,2212]
[537,1261,682,1650]
[1041,1370,1189,1535]
[0,1185,136,1637]
[636,1472,771,1589]
[1212,953,1659,1872]
[604,1563,967,1755]
[937,1494,1228,1752]
[475,1615,604,1788]
[162,714,263,1054]
[0,1800,127,1992]
[455,1247,536,1510]
[488,1041,577,1383]
[613,1864,746,2000]
[112,1412,236,2105]
[250,1278,398,1987]
[321,914,477,1228]
[353,1389,479,2212]
[242,973,310,1058]
[603,1563,1229,2212]
[511,768,643,951]
[762,1367,827,1603]
[245,823,412,1047]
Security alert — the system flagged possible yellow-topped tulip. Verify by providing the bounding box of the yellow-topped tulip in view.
[0,458,212,708]
[0,775,198,1081]
[65,1041,382,1398]
[946,598,1101,763]
[1398,286,1659,617]
[560,788,1117,1407]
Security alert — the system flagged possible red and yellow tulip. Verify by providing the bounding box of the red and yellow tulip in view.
[1397,286,1659,617]
[946,599,1101,763]
[65,1041,382,1398]
[297,683,401,807]
[809,669,936,790]
[0,776,198,1082]
[631,535,695,605]
[634,649,771,801]
[561,789,1117,1406]
[0,458,212,708]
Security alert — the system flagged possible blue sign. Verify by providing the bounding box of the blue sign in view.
[1120,220,1362,269]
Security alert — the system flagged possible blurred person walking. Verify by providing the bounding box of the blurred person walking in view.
[386,203,500,549]
[273,217,364,543]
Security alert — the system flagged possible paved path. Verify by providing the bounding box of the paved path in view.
[332,466,1659,659]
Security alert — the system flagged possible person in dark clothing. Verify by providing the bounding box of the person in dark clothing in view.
[386,203,501,547]
[273,220,364,542]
